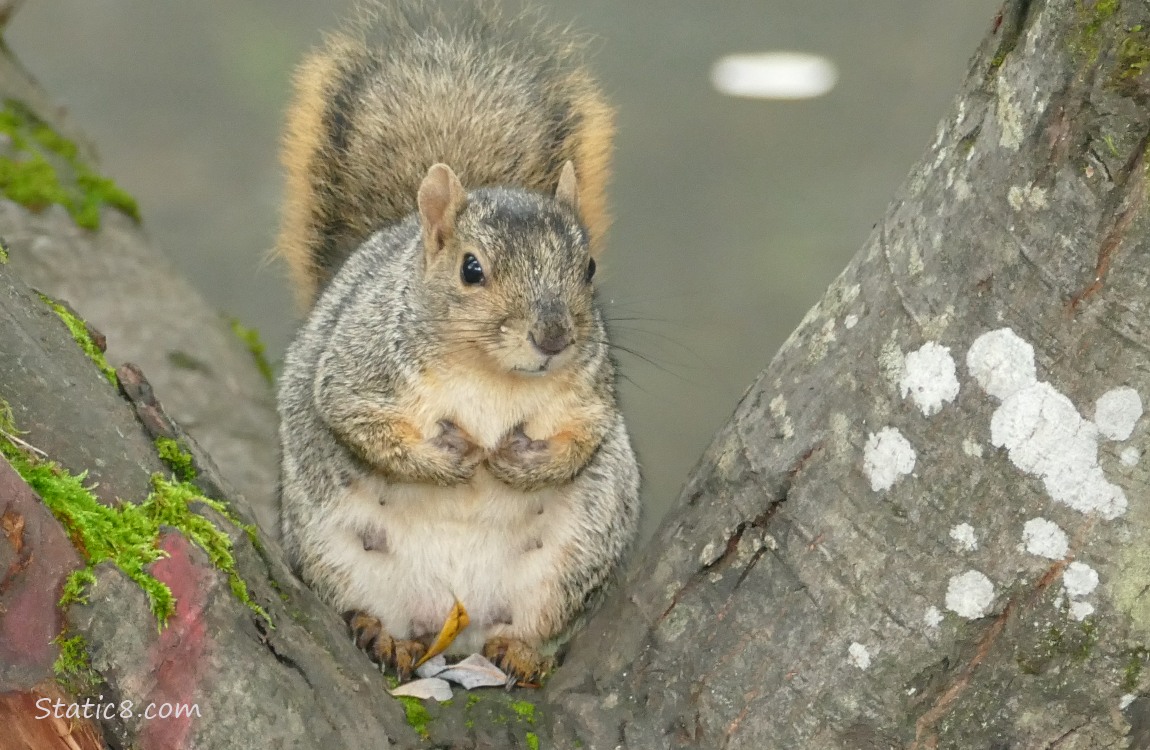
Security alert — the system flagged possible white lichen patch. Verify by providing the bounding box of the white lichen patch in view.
[962,438,984,458]
[996,78,1025,151]
[1094,387,1143,441]
[1121,447,1141,467]
[949,523,978,552]
[924,606,944,628]
[1121,694,1136,710]
[1069,601,1095,621]
[945,570,995,619]
[808,317,839,363]
[847,642,872,670]
[1062,561,1099,599]
[967,328,1129,520]
[900,342,960,417]
[966,328,1036,399]
[1021,518,1068,560]
[844,313,859,330]
[769,394,795,439]
[863,427,916,492]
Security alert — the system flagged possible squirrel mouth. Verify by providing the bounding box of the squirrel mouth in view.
[512,358,553,376]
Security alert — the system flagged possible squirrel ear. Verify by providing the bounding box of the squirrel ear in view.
[418,163,467,256]
[555,160,580,212]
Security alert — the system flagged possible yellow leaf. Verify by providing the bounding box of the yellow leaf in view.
[416,599,470,666]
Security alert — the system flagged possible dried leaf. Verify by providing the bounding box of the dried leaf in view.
[414,654,448,679]
[389,677,453,702]
[415,599,470,666]
[436,653,510,690]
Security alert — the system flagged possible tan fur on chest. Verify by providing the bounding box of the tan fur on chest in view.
[405,358,582,447]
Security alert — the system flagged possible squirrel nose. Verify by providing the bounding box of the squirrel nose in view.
[530,328,572,356]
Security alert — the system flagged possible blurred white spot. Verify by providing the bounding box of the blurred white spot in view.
[711,52,838,100]
[924,606,943,628]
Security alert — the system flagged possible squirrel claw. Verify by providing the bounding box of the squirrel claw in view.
[500,425,548,456]
[345,611,427,682]
[427,420,482,483]
[487,425,561,490]
[482,636,551,687]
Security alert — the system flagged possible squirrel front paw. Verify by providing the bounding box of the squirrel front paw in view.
[486,425,573,491]
[406,419,481,485]
[346,611,427,682]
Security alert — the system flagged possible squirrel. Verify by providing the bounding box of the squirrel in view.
[275,0,640,684]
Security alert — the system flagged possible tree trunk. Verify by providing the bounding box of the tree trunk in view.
[2,0,1148,748]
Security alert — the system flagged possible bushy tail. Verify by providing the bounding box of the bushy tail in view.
[276,0,615,307]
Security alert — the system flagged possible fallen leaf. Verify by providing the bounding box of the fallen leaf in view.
[436,653,510,690]
[414,654,448,680]
[389,677,453,702]
[415,599,470,666]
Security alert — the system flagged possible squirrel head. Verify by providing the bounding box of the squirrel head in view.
[416,161,602,377]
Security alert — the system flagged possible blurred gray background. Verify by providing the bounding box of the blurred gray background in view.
[8,0,1001,537]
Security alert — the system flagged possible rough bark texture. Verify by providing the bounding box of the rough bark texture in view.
[549,0,1150,747]
[1,0,1149,748]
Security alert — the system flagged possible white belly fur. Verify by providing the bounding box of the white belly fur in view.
[320,465,577,654]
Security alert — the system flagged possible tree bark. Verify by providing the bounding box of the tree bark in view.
[2,0,1149,748]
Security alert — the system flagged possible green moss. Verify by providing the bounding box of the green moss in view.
[1075,619,1098,660]
[0,424,268,627]
[1110,24,1150,97]
[510,700,536,724]
[228,318,275,385]
[397,695,432,739]
[38,294,116,385]
[1117,34,1150,78]
[1074,0,1121,63]
[1016,618,1098,675]
[1123,647,1149,691]
[155,437,197,482]
[0,398,14,435]
[525,731,540,750]
[53,634,98,690]
[148,474,268,623]
[59,568,98,608]
[0,239,9,264]
[0,100,139,230]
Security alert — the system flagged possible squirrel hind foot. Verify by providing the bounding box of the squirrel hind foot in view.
[482,636,553,688]
[346,610,428,682]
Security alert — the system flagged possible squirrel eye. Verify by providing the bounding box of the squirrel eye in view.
[461,253,485,285]
[585,258,596,283]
